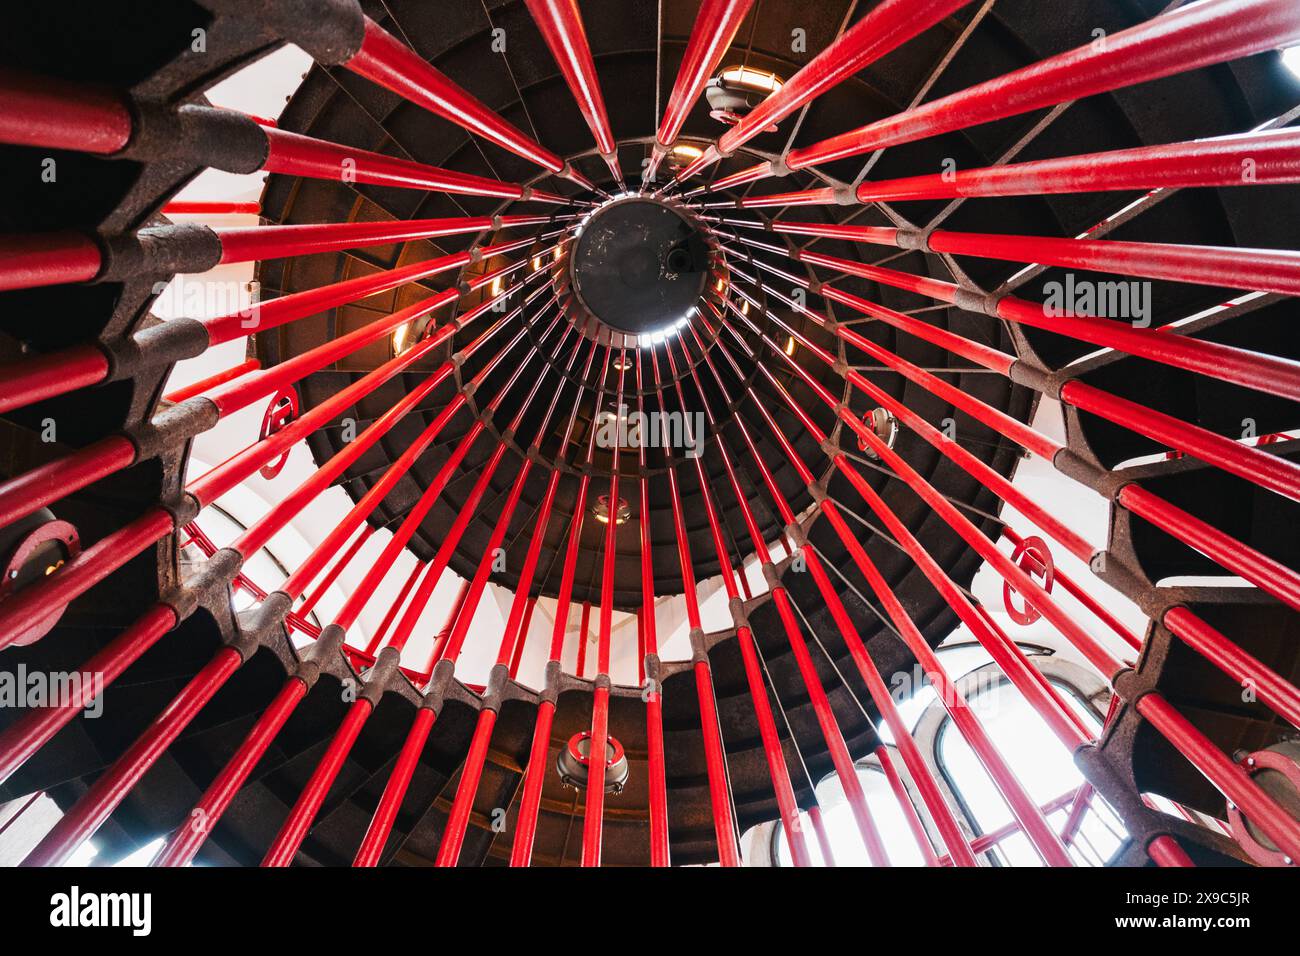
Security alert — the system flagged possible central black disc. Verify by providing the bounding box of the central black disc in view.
[571,197,711,335]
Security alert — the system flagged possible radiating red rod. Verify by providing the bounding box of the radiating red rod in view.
[1137,692,1300,862]
[20,647,244,867]
[580,348,627,866]
[153,675,308,867]
[783,0,1300,172]
[725,251,1300,612]
[361,559,426,656]
[0,604,177,787]
[262,696,374,867]
[709,318,1077,866]
[351,705,436,868]
[787,244,1300,406]
[652,350,741,865]
[0,66,132,153]
[0,231,102,291]
[0,217,549,294]
[0,345,110,416]
[162,201,261,216]
[853,127,1300,203]
[0,305,463,650]
[1147,834,1196,868]
[1163,607,1300,731]
[669,0,973,184]
[511,342,611,866]
[684,322,978,867]
[344,16,595,190]
[296,525,377,624]
[1118,483,1300,614]
[163,358,260,404]
[877,746,940,866]
[263,127,565,201]
[215,214,551,265]
[782,222,1300,297]
[526,0,622,185]
[433,336,586,867]
[644,0,754,182]
[633,351,671,866]
[658,342,818,867]
[723,292,1124,684]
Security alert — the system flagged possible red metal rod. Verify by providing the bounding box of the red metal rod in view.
[154,675,309,867]
[511,343,609,866]
[0,604,177,787]
[782,220,1300,300]
[1147,834,1197,868]
[0,344,109,416]
[216,214,548,265]
[0,66,132,153]
[526,0,622,184]
[297,525,377,624]
[671,0,972,184]
[262,697,374,867]
[163,358,260,403]
[581,349,626,866]
[262,127,564,201]
[361,559,426,656]
[711,323,1075,866]
[684,321,979,865]
[645,0,754,182]
[1136,692,1300,862]
[508,598,538,679]
[345,17,591,188]
[853,127,1300,203]
[1163,607,1300,731]
[1063,380,1300,503]
[784,0,1300,171]
[877,746,940,866]
[635,355,670,866]
[163,201,262,216]
[807,804,836,866]
[0,231,102,292]
[575,600,591,679]
[1120,483,1300,612]
[201,247,469,346]
[20,647,243,867]
[353,706,437,867]
[784,243,1300,406]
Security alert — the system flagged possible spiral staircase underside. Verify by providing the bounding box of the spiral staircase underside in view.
[0,0,1298,869]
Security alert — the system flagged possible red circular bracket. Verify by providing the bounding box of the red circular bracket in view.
[1229,746,1300,867]
[1,518,81,647]
[567,730,625,768]
[258,387,299,480]
[1002,534,1055,626]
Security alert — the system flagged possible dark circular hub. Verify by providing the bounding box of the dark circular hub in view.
[571,197,710,335]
